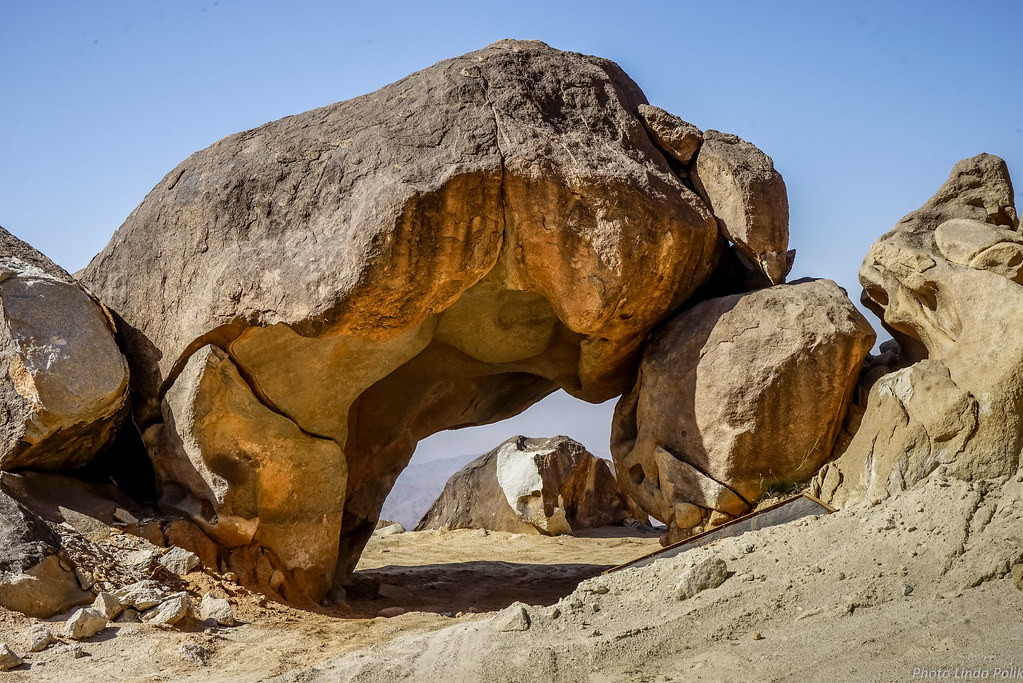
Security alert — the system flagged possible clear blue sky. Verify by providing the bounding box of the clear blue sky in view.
[2,0,1021,462]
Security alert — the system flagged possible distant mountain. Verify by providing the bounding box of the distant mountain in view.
[380,452,481,529]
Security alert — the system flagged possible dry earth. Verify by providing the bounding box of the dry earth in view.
[2,471,1023,681]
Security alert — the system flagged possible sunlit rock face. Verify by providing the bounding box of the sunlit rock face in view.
[814,154,1023,508]
[612,279,874,545]
[416,435,641,535]
[81,39,792,602]
[0,227,129,473]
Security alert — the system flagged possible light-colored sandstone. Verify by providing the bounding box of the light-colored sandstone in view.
[815,154,1022,507]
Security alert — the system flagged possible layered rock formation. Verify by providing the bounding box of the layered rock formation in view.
[813,154,1022,508]
[613,279,874,543]
[0,227,129,472]
[417,435,639,534]
[79,40,793,600]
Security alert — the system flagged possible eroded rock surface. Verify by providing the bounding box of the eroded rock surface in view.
[417,435,640,534]
[0,227,128,472]
[613,279,874,543]
[80,40,791,601]
[0,490,92,618]
[813,154,1022,507]
[691,130,791,283]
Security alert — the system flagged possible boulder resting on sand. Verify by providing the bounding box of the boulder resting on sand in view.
[613,279,874,543]
[416,435,640,534]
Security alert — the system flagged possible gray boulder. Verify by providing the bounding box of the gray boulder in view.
[416,435,641,535]
[0,490,92,618]
[0,226,129,472]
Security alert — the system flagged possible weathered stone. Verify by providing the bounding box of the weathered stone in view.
[376,607,406,618]
[0,226,129,472]
[78,40,794,601]
[613,279,874,539]
[815,154,1022,508]
[675,557,731,600]
[417,435,641,535]
[691,130,790,283]
[114,580,167,610]
[64,607,108,640]
[160,546,200,575]
[92,591,123,620]
[0,490,92,618]
[199,593,234,626]
[0,643,21,670]
[27,624,55,652]
[373,523,405,537]
[142,593,192,626]
[636,104,703,164]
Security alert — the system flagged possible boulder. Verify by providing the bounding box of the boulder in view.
[813,154,1022,507]
[612,279,874,542]
[675,556,731,600]
[636,104,703,164]
[0,226,129,472]
[417,435,640,535]
[0,489,92,618]
[691,131,791,284]
[80,40,762,600]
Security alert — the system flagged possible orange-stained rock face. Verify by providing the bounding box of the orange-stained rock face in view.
[80,40,795,601]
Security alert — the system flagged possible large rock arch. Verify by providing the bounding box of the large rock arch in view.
[81,40,800,603]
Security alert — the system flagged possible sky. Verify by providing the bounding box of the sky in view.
[2,1,1021,464]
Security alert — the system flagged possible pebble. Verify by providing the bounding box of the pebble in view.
[752,631,763,641]
[376,607,406,618]
[0,643,22,670]
[27,624,56,652]
[64,608,109,640]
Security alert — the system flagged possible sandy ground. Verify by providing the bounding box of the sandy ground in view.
[2,469,1023,682]
[0,527,659,682]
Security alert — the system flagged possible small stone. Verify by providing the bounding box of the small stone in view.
[376,607,405,618]
[374,523,405,537]
[675,557,731,600]
[178,643,209,666]
[495,603,531,632]
[28,624,56,652]
[116,608,140,623]
[92,592,123,619]
[0,643,22,670]
[113,508,139,524]
[199,594,235,626]
[114,580,167,610]
[224,572,239,583]
[902,583,914,597]
[591,584,609,595]
[64,608,108,640]
[752,631,763,641]
[66,643,85,658]
[160,546,200,575]
[142,593,192,626]
[549,607,561,620]
[473,528,489,538]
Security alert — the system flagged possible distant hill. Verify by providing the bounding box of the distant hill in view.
[380,452,481,529]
